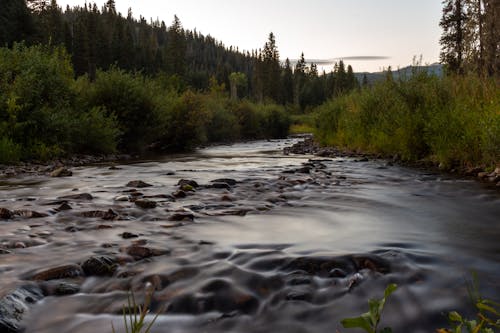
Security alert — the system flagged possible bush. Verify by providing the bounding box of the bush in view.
[314,73,500,168]
[80,68,160,152]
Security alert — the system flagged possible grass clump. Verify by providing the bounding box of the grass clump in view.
[112,286,160,333]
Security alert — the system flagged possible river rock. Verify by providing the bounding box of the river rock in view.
[29,264,84,281]
[125,245,169,260]
[58,193,93,201]
[40,281,80,296]
[0,284,44,333]
[80,209,118,220]
[169,212,194,222]
[56,203,72,211]
[13,210,48,218]
[50,167,72,177]
[81,256,118,276]
[121,232,139,239]
[135,199,157,209]
[173,190,187,198]
[178,179,199,188]
[180,184,196,192]
[209,182,231,190]
[126,180,153,188]
[0,208,13,219]
[211,178,237,186]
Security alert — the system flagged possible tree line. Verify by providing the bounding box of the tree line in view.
[440,0,499,76]
[1,0,360,108]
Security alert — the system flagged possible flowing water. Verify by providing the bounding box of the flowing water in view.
[0,138,499,333]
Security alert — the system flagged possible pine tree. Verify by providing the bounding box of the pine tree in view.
[281,58,294,104]
[165,15,186,77]
[440,0,467,74]
[0,0,35,46]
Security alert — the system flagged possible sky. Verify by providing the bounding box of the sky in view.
[55,0,443,73]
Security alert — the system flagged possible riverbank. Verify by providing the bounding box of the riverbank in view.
[285,135,500,190]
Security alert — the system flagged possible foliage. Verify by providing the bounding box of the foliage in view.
[438,276,500,333]
[341,284,397,333]
[112,287,160,333]
[78,68,160,152]
[315,72,500,168]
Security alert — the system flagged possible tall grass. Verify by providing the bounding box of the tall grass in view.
[315,72,500,169]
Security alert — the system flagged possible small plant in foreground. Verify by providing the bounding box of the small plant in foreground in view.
[112,285,160,333]
[438,276,500,333]
[341,283,397,333]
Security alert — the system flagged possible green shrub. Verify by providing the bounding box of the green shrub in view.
[80,68,160,152]
[0,137,21,164]
[314,73,500,168]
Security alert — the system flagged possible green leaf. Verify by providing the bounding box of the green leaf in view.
[384,284,398,299]
[341,315,375,333]
[380,328,392,333]
[477,302,500,316]
[449,311,463,322]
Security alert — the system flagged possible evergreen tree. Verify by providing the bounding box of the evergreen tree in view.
[440,0,467,74]
[281,58,294,104]
[165,15,186,77]
[0,0,34,46]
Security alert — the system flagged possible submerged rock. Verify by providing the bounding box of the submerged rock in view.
[58,193,93,201]
[211,178,237,186]
[40,281,80,296]
[126,180,153,188]
[125,245,170,260]
[0,284,44,333]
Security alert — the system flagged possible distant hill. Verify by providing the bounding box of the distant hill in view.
[355,63,443,84]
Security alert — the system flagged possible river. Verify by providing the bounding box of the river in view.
[0,138,499,333]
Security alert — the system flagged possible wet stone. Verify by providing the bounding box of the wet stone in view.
[50,167,72,177]
[56,203,72,211]
[125,245,169,260]
[209,182,232,190]
[178,179,199,188]
[58,193,93,201]
[82,256,118,276]
[40,281,80,296]
[80,209,118,220]
[135,199,157,209]
[173,190,187,198]
[169,212,194,222]
[211,178,237,186]
[126,180,153,188]
[121,232,139,239]
[0,284,44,333]
[29,264,84,281]
[0,208,13,219]
[13,210,48,219]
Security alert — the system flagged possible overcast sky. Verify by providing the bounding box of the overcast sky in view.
[56,0,443,72]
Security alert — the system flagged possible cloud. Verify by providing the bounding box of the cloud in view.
[286,56,390,65]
